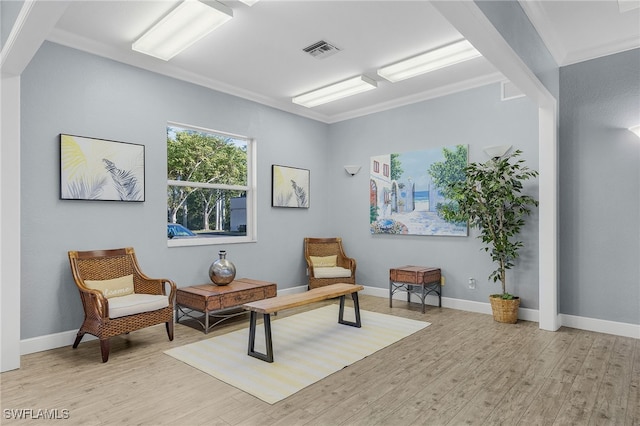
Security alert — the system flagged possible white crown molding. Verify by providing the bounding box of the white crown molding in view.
[46,28,330,123]
[47,28,503,125]
[1,1,71,77]
[618,0,640,13]
[519,0,640,66]
[518,0,567,65]
[562,34,640,66]
[327,71,504,124]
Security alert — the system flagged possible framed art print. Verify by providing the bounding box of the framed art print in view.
[60,134,145,202]
[271,165,309,208]
[369,144,468,236]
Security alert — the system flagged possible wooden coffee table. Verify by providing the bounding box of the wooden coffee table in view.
[176,278,276,333]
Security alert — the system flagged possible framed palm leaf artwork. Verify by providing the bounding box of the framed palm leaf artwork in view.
[271,165,309,208]
[60,134,145,202]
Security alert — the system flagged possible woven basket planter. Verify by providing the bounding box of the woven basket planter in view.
[489,295,520,324]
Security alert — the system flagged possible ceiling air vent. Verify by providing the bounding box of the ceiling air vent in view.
[302,40,341,59]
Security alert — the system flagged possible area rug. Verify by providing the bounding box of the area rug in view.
[164,304,430,404]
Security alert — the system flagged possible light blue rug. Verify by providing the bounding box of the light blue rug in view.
[165,304,430,404]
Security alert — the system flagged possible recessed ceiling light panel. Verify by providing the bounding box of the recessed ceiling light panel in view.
[377,39,482,83]
[132,0,233,61]
[292,75,377,108]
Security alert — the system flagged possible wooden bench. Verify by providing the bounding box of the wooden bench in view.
[242,283,364,362]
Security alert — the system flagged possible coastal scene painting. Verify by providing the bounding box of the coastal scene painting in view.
[369,145,468,236]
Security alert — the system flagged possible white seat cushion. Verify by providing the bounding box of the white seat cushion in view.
[313,266,352,279]
[108,293,169,319]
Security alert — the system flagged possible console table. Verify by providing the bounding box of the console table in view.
[176,278,276,333]
[389,266,441,313]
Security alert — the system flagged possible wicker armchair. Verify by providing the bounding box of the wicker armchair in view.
[304,237,356,289]
[68,247,176,362]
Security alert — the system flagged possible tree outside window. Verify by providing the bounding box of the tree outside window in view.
[167,124,254,246]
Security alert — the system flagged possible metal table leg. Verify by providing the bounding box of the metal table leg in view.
[338,293,362,327]
[247,311,274,363]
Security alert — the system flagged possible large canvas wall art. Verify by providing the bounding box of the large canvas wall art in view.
[60,134,145,202]
[271,165,310,208]
[370,145,468,236]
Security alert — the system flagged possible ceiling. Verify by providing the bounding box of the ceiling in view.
[38,0,640,123]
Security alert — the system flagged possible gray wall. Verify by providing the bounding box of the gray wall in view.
[559,48,640,324]
[327,84,540,307]
[21,42,540,340]
[21,42,330,339]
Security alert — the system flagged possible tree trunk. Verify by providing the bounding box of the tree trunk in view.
[500,258,507,295]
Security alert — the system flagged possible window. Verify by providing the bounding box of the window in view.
[167,123,255,247]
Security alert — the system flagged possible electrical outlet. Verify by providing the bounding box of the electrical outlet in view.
[468,277,476,289]
[440,276,445,286]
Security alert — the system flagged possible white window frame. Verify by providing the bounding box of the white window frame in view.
[167,122,257,247]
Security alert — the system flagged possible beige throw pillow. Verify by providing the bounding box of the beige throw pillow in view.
[84,274,135,298]
[309,255,337,268]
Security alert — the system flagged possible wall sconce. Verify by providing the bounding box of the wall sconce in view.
[628,125,640,138]
[344,165,361,176]
[482,144,512,159]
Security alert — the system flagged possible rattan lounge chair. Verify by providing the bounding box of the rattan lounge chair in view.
[304,237,356,289]
[68,247,176,362]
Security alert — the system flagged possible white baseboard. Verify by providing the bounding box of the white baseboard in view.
[20,330,96,356]
[19,285,311,356]
[20,284,638,356]
[362,285,637,336]
[560,314,640,339]
[361,285,539,322]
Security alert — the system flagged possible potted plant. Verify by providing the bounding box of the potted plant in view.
[441,149,538,323]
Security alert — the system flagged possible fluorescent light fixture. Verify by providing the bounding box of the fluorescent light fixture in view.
[629,125,640,138]
[377,40,482,83]
[483,144,512,158]
[292,75,377,108]
[132,0,233,61]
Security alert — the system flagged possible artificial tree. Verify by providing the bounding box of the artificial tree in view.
[441,150,538,321]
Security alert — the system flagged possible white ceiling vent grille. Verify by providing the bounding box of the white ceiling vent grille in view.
[303,40,341,59]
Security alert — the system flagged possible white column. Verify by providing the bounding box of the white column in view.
[538,103,560,330]
[1,75,21,371]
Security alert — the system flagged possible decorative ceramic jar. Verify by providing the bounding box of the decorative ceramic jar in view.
[209,250,236,285]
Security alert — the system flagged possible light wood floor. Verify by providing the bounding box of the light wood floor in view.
[1,295,638,425]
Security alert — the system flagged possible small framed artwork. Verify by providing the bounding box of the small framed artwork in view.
[272,165,309,208]
[60,134,145,202]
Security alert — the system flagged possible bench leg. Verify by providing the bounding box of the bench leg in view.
[247,311,274,363]
[338,293,362,328]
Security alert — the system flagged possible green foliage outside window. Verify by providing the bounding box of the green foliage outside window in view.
[167,127,248,234]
